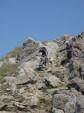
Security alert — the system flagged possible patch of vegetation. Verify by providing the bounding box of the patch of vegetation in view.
[0,64,19,80]
[7,47,22,58]
[0,57,5,61]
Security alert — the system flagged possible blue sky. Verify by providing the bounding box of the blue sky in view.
[0,0,84,57]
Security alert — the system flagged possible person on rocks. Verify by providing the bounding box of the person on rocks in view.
[65,40,73,61]
[60,37,83,79]
[60,37,82,63]
[59,40,73,64]
[38,47,48,69]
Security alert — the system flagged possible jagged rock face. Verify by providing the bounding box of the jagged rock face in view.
[44,74,62,88]
[21,38,39,62]
[52,89,84,113]
[76,95,84,113]
[69,77,84,94]
[21,38,59,63]
[0,33,84,113]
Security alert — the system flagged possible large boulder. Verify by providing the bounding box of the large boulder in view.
[52,108,64,113]
[70,77,84,94]
[21,38,39,62]
[45,41,58,59]
[52,89,84,113]
[12,61,37,85]
[30,95,39,107]
[53,94,71,110]
[53,93,77,113]
[21,39,59,63]
[64,102,76,113]
[76,95,84,113]
[44,74,62,88]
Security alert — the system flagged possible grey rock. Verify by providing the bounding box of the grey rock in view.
[0,61,4,67]
[70,77,84,94]
[13,102,27,110]
[52,108,64,113]
[53,93,77,112]
[4,76,16,85]
[80,64,84,72]
[19,87,25,94]
[76,95,84,113]
[4,77,17,94]
[30,95,39,107]
[45,41,58,59]
[8,57,16,64]
[21,38,39,62]
[53,94,70,110]
[16,69,37,85]
[1,34,84,113]
[23,37,36,48]
[64,102,76,113]
[0,102,7,110]
[47,87,68,95]
[50,66,68,82]
[45,74,62,88]
[36,82,46,90]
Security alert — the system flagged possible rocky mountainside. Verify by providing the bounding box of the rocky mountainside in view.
[0,32,84,113]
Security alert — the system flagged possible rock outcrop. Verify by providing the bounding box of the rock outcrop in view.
[0,33,84,113]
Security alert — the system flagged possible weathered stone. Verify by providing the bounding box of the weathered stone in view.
[1,34,84,113]
[64,102,76,113]
[36,82,46,90]
[21,38,39,62]
[45,41,58,59]
[70,77,84,94]
[19,87,25,94]
[51,66,68,82]
[0,61,4,67]
[76,95,84,113]
[4,77,17,94]
[23,37,36,48]
[47,87,68,95]
[0,102,7,110]
[53,94,70,110]
[9,62,37,86]
[80,64,84,72]
[52,108,64,113]
[45,74,62,88]
[13,102,27,110]
[30,95,39,107]
[8,57,16,64]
